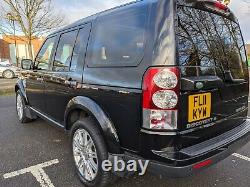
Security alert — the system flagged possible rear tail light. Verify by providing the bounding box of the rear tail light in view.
[153,69,178,89]
[142,67,179,131]
[152,90,178,109]
[143,109,178,130]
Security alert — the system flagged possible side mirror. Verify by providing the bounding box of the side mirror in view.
[21,59,33,70]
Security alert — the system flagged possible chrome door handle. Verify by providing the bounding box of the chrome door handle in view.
[37,77,43,81]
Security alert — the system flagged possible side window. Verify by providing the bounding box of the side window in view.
[89,10,147,67]
[36,37,56,70]
[70,26,91,72]
[53,30,78,71]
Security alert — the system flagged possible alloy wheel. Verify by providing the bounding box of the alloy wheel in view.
[73,128,99,182]
[4,70,14,79]
[16,94,23,120]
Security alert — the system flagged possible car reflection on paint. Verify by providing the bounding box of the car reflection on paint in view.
[0,61,20,79]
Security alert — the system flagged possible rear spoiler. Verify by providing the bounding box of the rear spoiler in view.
[177,0,236,21]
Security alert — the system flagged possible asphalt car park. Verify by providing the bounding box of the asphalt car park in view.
[0,95,250,187]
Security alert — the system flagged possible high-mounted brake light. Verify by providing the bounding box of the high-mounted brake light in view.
[142,67,179,131]
[204,1,229,13]
[213,1,228,11]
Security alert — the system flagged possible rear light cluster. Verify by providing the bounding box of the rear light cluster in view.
[142,67,179,131]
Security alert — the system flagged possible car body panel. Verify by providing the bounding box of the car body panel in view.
[65,96,122,153]
[0,58,11,66]
[0,64,20,77]
[15,0,250,177]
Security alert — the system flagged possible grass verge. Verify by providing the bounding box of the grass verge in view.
[0,87,15,96]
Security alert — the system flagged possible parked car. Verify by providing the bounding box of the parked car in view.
[0,63,20,79]
[15,0,250,186]
[0,58,11,66]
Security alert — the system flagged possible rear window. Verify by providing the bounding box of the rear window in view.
[177,6,248,79]
[88,9,147,67]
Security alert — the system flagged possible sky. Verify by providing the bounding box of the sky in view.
[53,0,131,23]
[229,0,250,43]
[53,0,250,44]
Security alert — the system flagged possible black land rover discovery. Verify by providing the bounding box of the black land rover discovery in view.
[16,0,250,186]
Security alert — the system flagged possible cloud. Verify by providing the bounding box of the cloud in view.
[53,0,133,23]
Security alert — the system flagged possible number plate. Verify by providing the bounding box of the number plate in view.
[188,93,211,123]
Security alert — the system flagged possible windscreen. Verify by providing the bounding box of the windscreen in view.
[176,5,248,80]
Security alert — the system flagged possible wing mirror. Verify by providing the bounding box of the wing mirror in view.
[21,59,33,70]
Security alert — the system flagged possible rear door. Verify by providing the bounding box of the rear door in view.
[176,3,249,135]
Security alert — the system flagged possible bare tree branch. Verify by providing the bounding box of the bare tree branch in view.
[0,0,66,60]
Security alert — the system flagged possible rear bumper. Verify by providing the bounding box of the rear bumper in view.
[148,120,250,177]
[119,120,250,178]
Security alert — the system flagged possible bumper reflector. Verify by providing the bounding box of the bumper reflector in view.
[193,159,212,169]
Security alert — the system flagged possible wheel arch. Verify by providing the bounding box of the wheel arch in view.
[65,96,122,154]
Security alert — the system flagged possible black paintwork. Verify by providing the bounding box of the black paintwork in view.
[16,0,250,175]
[65,96,121,153]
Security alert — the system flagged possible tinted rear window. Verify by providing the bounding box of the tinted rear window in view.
[88,8,147,67]
[177,6,247,79]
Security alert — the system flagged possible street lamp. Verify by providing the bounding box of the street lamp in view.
[6,13,19,66]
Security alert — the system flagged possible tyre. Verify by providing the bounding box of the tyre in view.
[3,70,14,79]
[16,91,32,123]
[70,118,117,187]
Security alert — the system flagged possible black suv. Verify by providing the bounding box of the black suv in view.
[16,0,250,186]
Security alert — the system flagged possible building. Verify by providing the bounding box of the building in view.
[246,44,250,67]
[246,44,250,57]
[0,35,44,65]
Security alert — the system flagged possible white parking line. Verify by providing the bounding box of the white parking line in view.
[232,153,250,162]
[3,159,59,187]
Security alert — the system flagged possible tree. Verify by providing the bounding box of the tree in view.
[0,0,65,61]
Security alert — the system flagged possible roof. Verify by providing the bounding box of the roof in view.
[48,0,237,36]
[48,0,144,36]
